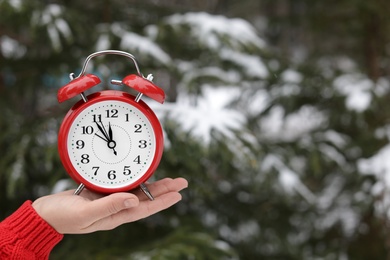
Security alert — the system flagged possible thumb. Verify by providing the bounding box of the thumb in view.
[83,193,139,223]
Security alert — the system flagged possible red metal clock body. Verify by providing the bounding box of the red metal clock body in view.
[57,50,165,199]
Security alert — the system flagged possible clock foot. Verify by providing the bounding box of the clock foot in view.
[140,183,154,201]
[74,183,85,195]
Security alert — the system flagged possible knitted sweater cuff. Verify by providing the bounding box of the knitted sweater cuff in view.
[1,200,63,259]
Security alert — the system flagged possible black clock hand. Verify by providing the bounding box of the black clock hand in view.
[95,133,108,142]
[95,121,117,156]
[107,122,117,156]
[108,122,114,141]
[95,121,110,141]
[108,141,117,156]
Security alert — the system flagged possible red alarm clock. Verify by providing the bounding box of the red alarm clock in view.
[57,50,165,200]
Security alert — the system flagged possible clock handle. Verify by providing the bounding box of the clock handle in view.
[76,50,142,79]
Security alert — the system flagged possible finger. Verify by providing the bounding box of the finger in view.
[130,191,183,221]
[79,192,139,227]
[133,178,188,201]
[89,191,183,231]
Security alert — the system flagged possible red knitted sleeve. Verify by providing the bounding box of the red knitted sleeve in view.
[0,200,63,260]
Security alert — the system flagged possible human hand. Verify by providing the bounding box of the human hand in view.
[32,178,188,234]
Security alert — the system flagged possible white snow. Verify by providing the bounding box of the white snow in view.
[5,0,22,10]
[31,4,72,51]
[319,130,349,149]
[245,88,270,116]
[95,34,111,52]
[358,144,390,192]
[156,85,245,144]
[333,73,373,112]
[111,23,171,65]
[315,202,360,236]
[281,69,303,83]
[259,105,327,142]
[261,154,316,204]
[220,48,268,78]
[219,221,259,244]
[0,35,26,58]
[358,144,390,219]
[318,143,347,168]
[179,66,241,88]
[166,12,266,50]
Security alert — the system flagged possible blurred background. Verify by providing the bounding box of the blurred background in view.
[1,0,390,259]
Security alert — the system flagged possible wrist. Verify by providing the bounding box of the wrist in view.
[2,201,63,258]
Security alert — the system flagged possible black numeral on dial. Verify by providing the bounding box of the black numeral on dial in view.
[106,109,118,118]
[134,124,142,133]
[81,154,90,164]
[139,140,147,148]
[123,166,131,175]
[108,170,116,180]
[76,140,85,149]
[82,126,94,135]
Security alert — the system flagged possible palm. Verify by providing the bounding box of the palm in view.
[32,178,188,234]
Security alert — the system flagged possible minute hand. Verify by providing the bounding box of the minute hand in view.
[95,121,110,141]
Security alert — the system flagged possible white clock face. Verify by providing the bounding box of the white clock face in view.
[66,100,156,189]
